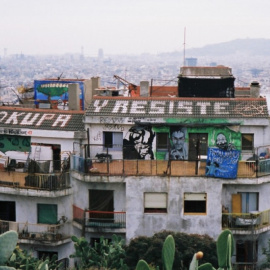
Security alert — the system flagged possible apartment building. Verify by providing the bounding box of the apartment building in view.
[71,66,270,269]
[1,66,270,269]
[0,106,85,264]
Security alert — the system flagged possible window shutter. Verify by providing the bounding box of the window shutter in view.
[184,193,206,201]
[145,193,167,208]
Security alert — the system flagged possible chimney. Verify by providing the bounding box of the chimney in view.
[92,76,101,96]
[140,81,149,97]
[250,81,260,98]
[68,83,80,110]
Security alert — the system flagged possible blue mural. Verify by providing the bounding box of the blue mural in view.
[206,148,240,179]
[34,80,85,109]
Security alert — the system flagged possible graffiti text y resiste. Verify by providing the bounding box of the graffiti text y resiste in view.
[93,100,229,115]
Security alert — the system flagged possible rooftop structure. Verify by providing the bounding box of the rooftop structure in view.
[0,65,269,269]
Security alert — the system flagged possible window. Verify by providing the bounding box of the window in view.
[232,192,258,213]
[188,133,208,160]
[144,193,167,213]
[0,201,16,221]
[89,190,114,222]
[103,132,123,150]
[37,204,58,224]
[156,133,169,150]
[184,193,207,214]
[236,240,257,263]
[242,134,253,151]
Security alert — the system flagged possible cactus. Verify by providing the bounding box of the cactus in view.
[216,229,234,270]
[162,235,175,270]
[136,259,151,270]
[0,230,18,270]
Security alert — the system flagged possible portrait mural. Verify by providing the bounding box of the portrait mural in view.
[123,126,155,160]
[206,132,240,179]
[165,127,188,160]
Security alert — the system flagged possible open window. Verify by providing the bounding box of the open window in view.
[236,240,257,264]
[232,193,258,213]
[156,133,169,151]
[188,133,208,160]
[0,201,16,221]
[144,192,167,213]
[184,193,207,214]
[103,132,123,150]
[241,134,254,151]
[89,190,114,222]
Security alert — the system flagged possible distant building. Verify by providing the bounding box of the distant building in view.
[185,57,197,66]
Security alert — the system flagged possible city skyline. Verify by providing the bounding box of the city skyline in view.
[1,0,270,56]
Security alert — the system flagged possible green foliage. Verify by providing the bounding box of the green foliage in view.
[0,231,18,268]
[198,263,215,270]
[162,235,175,270]
[189,253,198,270]
[125,231,217,270]
[216,230,234,270]
[70,234,128,270]
[136,260,150,270]
[7,246,61,270]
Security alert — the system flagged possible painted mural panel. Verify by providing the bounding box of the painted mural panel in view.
[0,135,31,153]
[206,148,240,179]
[123,126,155,159]
[165,127,188,160]
[205,131,240,179]
[34,80,85,109]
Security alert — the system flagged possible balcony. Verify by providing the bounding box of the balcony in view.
[0,220,71,246]
[73,205,126,232]
[72,155,256,178]
[0,158,71,193]
[222,209,270,234]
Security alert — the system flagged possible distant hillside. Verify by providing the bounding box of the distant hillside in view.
[187,38,270,57]
[158,38,270,59]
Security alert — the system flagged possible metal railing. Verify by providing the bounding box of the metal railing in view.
[0,171,70,191]
[73,205,126,229]
[0,220,70,241]
[222,209,270,232]
[0,158,70,174]
[72,155,256,178]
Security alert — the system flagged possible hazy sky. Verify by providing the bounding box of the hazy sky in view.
[1,0,270,56]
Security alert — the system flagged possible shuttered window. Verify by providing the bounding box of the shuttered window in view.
[184,193,207,214]
[37,204,57,224]
[144,193,167,213]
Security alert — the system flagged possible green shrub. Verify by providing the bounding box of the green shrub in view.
[125,231,217,270]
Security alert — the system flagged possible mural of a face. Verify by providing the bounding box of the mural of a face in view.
[171,130,185,150]
[165,127,188,160]
[216,133,228,150]
[123,126,155,160]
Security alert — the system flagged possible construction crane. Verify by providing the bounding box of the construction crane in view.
[113,75,138,96]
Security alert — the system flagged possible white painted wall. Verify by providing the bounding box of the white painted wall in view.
[125,176,223,242]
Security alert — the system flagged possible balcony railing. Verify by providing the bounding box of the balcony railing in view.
[0,170,70,191]
[73,205,126,229]
[0,220,70,242]
[0,158,71,191]
[72,155,256,178]
[222,209,270,233]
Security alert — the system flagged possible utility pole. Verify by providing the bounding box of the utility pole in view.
[183,27,186,66]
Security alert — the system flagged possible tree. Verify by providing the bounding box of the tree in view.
[125,231,217,270]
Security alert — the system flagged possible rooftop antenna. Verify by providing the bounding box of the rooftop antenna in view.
[183,27,186,66]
